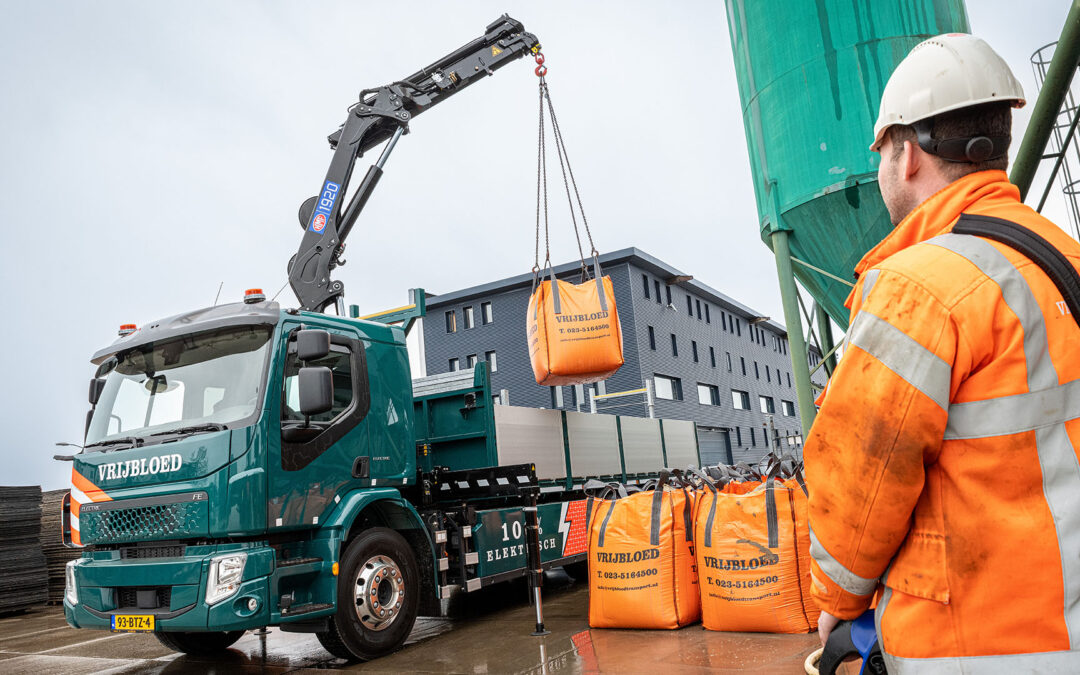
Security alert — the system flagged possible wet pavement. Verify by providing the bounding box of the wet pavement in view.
[0,573,821,674]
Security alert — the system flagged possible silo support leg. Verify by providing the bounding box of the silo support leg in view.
[771,229,817,438]
[814,301,837,376]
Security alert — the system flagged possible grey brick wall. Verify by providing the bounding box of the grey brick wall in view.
[422,249,827,468]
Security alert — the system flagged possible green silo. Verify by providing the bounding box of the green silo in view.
[725,0,969,431]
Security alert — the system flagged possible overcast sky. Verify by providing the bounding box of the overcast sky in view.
[1,1,1072,489]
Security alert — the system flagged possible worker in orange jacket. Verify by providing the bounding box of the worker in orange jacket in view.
[807,34,1080,671]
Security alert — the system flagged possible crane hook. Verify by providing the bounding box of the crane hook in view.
[534,52,547,78]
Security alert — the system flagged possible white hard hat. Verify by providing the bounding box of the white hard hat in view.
[870,33,1025,151]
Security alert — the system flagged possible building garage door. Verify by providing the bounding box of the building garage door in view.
[696,427,732,467]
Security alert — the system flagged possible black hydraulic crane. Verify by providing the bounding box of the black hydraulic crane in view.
[288,15,541,313]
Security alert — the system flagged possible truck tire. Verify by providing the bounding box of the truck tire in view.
[155,630,244,655]
[317,527,420,661]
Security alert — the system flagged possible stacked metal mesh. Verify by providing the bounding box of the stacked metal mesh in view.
[42,489,80,603]
[0,486,48,613]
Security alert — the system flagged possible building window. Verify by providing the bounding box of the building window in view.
[783,400,796,417]
[692,340,699,363]
[449,357,460,372]
[696,299,702,320]
[655,280,662,304]
[687,295,694,315]
[705,304,711,324]
[726,352,732,372]
[654,374,683,401]
[671,334,678,357]
[445,310,457,333]
[482,302,493,325]
[648,326,656,350]
[736,318,741,337]
[766,366,771,383]
[665,285,672,306]
[697,383,721,406]
[732,389,750,410]
[740,357,747,376]
[643,274,650,299]
[754,361,760,379]
[736,427,742,446]
[722,312,728,332]
[467,354,478,368]
[787,372,792,388]
[750,427,756,447]
[463,306,475,330]
[710,346,716,368]
[486,350,497,372]
[760,395,775,414]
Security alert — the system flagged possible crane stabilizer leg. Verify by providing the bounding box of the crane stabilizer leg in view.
[287,15,540,313]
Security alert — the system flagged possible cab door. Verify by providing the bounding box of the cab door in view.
[267,323,371,530]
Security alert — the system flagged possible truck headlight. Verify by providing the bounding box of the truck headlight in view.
[205,553,247,605]
[65,559,79,605]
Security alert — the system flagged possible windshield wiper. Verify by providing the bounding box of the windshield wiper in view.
[85,436,144,449]
[149,423,228,438]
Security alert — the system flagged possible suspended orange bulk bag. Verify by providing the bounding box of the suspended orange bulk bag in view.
[695,475,819,633]
[587,475,700,629]
[527,262,623,387]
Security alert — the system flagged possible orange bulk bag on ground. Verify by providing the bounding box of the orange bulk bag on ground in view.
[527,260,623,386]
[694,470,818,633]
[587,474,700,629]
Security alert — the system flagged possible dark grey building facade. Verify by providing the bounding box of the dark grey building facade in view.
[420,248,826,466]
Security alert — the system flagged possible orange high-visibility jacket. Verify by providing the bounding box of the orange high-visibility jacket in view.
[805,171,1080,671]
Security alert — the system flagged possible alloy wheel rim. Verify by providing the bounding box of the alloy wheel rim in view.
[353,554,405,631]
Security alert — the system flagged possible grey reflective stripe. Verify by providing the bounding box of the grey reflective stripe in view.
[882,647,1080,674]
[946,377,1080,439]
[875,583,894,673]
[861,268,880,303]
[809,528,877,596]
[927,233,1057,391]
[1037,422,1080,647]
[847,310,951,411]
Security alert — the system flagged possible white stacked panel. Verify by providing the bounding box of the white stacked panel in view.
[494,406,567,480]
[663,420,700,469]
[619,416,665,473]
[565,411,622,477]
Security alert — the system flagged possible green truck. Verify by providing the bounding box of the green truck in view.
[61,296,699,659]
[59,15,701,661]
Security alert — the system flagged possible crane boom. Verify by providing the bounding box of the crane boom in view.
[288,15,540,313]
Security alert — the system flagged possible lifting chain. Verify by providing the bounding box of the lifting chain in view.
[533,52,598,284]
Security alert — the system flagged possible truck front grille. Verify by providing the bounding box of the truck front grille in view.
[79,495,208,544]
[120,543,186,559]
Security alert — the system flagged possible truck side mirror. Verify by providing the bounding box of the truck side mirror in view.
[298,366,334,416]
[89,378,106,405]
[297,329,331,362]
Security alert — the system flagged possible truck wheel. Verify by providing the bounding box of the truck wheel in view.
[317,527,420,661]
[155,630,244,655]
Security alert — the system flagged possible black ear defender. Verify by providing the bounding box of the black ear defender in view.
[912,119,1009,163]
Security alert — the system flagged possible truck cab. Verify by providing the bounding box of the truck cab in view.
[65,299,433,660]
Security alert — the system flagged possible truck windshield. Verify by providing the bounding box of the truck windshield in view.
[85,325,273,448]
